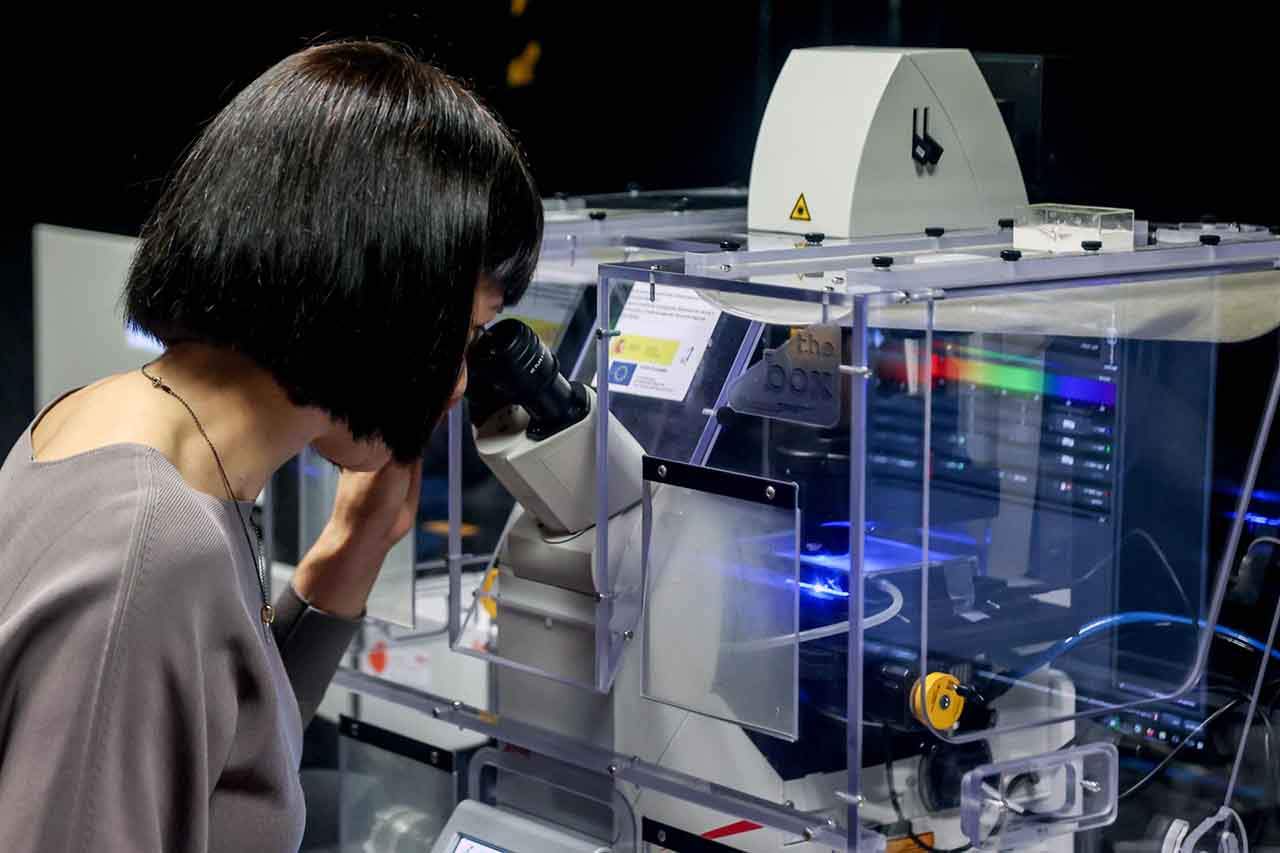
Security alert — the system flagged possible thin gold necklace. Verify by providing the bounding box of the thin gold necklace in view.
[140,363,274,626]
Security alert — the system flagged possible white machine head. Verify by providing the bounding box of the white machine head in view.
[747,47,1027,238]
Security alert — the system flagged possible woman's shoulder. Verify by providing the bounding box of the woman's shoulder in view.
[131,450,265,614]
[1,440,254,626]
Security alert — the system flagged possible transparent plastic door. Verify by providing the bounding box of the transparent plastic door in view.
[641,456,801,741]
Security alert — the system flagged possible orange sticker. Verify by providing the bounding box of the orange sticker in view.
[367,641,388,674]
[887,832,936,853]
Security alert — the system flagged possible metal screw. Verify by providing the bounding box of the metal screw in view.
[452,700,462,711]
[765,486,776,501]
[607,763,618,776]
[432,708,442,718]
[784,800,795,809]
[825,818,837,829]
[939,695,952,710]
[657,830,667,844]
[430,750,440,764]
[657,464,668,479]
[803,828,815,841]
[623,630,634,640]
[1081,779,1102,794]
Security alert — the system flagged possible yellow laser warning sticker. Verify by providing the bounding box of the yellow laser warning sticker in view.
[789,193,811,222]
[610,334,680,366]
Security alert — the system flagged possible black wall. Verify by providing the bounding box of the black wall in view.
[5,2,1278,449]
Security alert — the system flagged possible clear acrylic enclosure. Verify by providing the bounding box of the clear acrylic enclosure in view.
[331,207,1280,852]
[591,228,1280,848]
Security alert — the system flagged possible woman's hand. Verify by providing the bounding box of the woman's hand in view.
[328,458,424,553]
[291,458,424,619]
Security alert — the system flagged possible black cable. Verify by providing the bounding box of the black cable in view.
[1212,679,1279,800]
[1118,697,1243,800]
[1240,688,1278,802]
[1068,528,1194,617]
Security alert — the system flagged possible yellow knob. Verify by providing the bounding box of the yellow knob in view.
[480,567,500,619]
[911,672,966,731]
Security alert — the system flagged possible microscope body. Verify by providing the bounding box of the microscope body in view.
[472,386,645,711]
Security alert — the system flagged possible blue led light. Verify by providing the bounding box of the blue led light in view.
[1219,485,1280,504]
[797,578,850,599]
[1224,511,1280,527]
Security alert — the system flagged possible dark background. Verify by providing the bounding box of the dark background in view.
[4,1,1278,450]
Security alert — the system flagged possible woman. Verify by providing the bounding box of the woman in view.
[0,40,541,851]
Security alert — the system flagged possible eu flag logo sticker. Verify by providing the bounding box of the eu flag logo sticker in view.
[609,361,637,386]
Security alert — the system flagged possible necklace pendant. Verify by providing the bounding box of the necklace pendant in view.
[261,603,275,625]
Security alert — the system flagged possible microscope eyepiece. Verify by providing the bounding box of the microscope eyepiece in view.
[466,319,590,440]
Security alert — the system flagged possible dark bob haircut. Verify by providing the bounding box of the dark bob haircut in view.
[125,40,542,463]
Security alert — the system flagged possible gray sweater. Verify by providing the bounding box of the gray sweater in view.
[0,413,360,851]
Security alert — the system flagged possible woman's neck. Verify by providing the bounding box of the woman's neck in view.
[142,342,328,500]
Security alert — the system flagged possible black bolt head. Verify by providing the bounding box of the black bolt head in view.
[588,210,607,221]
[872,256,894,269]
[719,240,742,251]
[1081,240,1103,252]
[1000,249,1023,262]
[804,232,826,245]
[998,218,1016,229]
[925,226,945,238]
[1200,234,1222,247]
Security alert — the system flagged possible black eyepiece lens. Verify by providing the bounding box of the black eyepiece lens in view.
[466,319,589,440]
